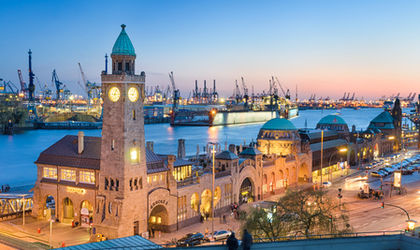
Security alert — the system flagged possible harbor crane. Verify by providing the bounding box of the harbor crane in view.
[78,63,100,104]
[169,71,180,112]
[241,77,249,106]
[17,69,27,98]
[51,69,64,100]
[0,79,19,94]
[27,50,35,102]
[212,80,218,102]
[234,80,242,103]
[274,76,291,100]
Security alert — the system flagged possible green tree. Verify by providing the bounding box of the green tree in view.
[241,189,351,241]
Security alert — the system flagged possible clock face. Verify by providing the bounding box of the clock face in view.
[108,87,120,102]
[128,87,139,102]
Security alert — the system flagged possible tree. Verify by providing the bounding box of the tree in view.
[241,205,293,241]
[241,189,351,241]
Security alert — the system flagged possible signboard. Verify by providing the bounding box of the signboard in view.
[394,171,401,188]
[150,199,168,210]
[66,187,86,195]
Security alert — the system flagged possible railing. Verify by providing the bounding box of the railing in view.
[177,176,200,188]
[251,230,404,243]
[215,171,230,179]
[0,194,33,219]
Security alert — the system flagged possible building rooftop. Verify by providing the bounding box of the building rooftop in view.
[35,135,168,173]
[370,111,394,124]
[300,129,338,141]
[310,139,348,152]
[261,118,297,131]
[240,147,262,156]
[111,24,136,57]
[317,115,347,125]
[215,150,239,160]
[59,235,160,250]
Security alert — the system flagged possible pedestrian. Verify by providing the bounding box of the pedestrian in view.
[226,232,238,250]
[241,229,253,250]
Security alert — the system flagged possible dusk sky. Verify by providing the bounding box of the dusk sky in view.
[1,0,420,99]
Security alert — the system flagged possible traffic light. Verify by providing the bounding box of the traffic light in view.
[380,202,384,208]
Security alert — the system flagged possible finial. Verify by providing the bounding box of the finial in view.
[28,49,32,55]
[121,24,126,30]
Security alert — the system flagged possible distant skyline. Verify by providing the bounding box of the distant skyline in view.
[1,0,420,99]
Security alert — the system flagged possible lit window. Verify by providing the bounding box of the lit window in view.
[43,167,57,179]
[61,169,76,182]
[80,171,95,184]
[153,175,157,182]
[130,148,139,163]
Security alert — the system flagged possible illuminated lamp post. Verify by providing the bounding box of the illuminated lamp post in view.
[380,202,416,231]
[208,142,217,238]
[407,219,417,231]
[328,147,348,182]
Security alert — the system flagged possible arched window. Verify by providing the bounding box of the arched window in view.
[110,179,114,191]
[105,178,109,190]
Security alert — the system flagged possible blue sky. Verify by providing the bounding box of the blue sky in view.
[1,0,420,99]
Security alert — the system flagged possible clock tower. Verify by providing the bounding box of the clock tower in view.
[94,24,148,238]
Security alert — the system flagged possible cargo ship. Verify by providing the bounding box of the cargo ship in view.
[171,102,298,126]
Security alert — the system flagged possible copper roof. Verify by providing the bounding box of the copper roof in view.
[35,135,168,173]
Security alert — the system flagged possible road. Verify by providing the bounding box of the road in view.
[330,151,420,232]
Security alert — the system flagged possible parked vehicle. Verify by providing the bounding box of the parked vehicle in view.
[371,171,383,177]
[321,181,332,188]
[213,230,232,241]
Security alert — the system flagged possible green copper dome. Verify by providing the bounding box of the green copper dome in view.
[261,118,297,131]
[111,24,136,56]
[317,115,347,125]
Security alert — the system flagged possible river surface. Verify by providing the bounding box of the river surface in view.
[0,108,410,186]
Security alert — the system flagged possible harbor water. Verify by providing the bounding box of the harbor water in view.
[0,108,406,186]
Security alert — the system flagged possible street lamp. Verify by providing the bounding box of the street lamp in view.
[328,147,348,182]
[207,142,218,238]
[407,219,416,231]
[20,194,27,226]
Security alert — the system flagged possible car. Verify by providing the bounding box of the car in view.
[365,164,374,169]
[378,169,389,176]
[371,171,383,177]
[183,233,209,246]
[321,181,332,188]
[213,230,232,241]
[176,233,194,247]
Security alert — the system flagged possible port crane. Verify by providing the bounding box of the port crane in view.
[17,69,28,98]
[274,77,291,100]
[78,63,100,104]
[212,80,218,102]
[51,69,64,100]
[27,50,35,102]
[241,77,249,107]
[234,80,242,103]
[169,71,179,112]
[0,79,19,94]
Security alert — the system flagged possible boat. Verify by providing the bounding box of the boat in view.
[171,102,298,126]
